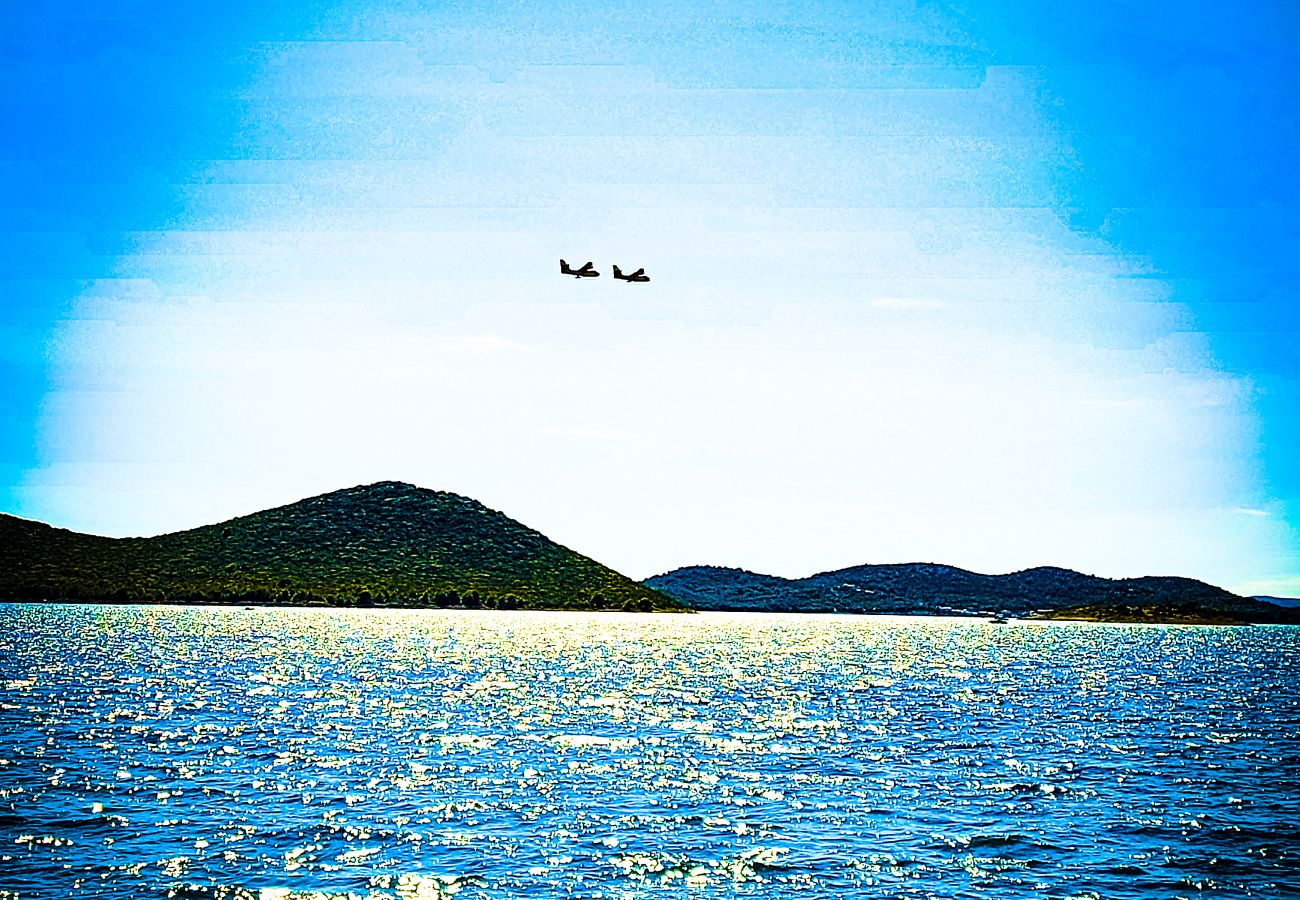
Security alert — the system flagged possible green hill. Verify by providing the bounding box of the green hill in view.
[0,481,682,612]
[644,563,1300,624]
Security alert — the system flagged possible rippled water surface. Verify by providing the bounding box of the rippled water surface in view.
[2,605,1298,899]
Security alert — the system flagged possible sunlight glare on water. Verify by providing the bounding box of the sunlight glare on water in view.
[1,605,1297,898]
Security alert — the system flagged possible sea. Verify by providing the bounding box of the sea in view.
[1,604,1297,899]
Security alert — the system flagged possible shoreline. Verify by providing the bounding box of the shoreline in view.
[4,598,1286,625]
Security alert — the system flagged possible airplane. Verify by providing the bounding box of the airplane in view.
[612,264,650,283]
[560,259,599,278]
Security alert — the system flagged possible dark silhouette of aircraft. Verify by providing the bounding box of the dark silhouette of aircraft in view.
[612,265,650,283]
[560,259,599,278]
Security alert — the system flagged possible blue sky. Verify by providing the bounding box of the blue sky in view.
[2,0,1296,594]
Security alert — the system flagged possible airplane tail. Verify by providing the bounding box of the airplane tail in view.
[612,264,623,278]
[560,258,571,273]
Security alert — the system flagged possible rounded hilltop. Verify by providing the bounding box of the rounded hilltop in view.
[0,481,683,612]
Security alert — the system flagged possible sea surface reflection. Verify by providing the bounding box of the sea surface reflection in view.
[1,604,1298,898]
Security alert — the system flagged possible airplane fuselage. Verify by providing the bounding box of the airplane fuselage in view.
[612,264,650,283]
[560,259,599,278]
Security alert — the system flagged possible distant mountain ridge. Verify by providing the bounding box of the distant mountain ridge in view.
[0,481,681,612]
[4,483,1293,622]
[1253,595,1300,609]
[644,563,1300,624]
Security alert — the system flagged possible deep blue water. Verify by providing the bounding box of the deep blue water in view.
[1,604,1298,899]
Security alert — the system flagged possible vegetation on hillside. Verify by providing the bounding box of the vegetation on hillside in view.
[644,563,1300,624]
[0,481,682,612]
[1033,604,1248,625]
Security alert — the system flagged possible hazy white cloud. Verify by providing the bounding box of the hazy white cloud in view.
[544,426,637,442]
[869,297,951,311]
[457,334,525,353]
[23,273,1282,594]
